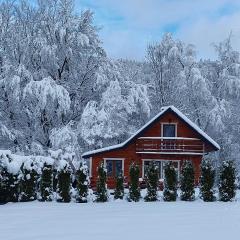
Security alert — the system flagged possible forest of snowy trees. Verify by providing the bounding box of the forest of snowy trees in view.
[0,0,240,168]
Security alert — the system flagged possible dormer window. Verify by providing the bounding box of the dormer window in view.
[162,124,176,137]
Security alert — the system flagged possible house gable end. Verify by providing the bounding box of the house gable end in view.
[82,106,220,158]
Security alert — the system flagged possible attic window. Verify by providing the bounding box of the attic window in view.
[162,124,176,137]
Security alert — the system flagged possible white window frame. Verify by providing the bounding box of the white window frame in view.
[89,157,92,177]
[103,158,125,177]
[84,157,92,177]
[142,159,180,180]
[161,122,178,137]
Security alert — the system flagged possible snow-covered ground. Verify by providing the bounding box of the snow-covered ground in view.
[1,199,240,240]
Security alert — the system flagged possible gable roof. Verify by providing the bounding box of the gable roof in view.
[82,105,220,158]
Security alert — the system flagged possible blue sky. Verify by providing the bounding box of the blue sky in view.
[75,0,240,60]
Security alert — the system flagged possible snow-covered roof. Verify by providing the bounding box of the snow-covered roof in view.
[82,105,220,158]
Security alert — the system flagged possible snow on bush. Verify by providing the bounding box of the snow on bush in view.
[219,160,236,202]
[144,162,158,202]
[96,161,108,202]
[128,162,141,202]
[56,160,72,203]
[0,149,239,205]
[40,161,54,202]
[163,162,177,201]
[76,161,90,203]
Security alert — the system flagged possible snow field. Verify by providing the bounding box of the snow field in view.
[1,200,240,240]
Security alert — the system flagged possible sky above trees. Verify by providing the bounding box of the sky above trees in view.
[78,0,240,60]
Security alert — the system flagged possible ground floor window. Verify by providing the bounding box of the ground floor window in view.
[84,157,92,177]
[105,159,123,177]
[143,160,180,180]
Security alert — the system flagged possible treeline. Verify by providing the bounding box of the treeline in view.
[0,157,237,204]
[1,0,240,170]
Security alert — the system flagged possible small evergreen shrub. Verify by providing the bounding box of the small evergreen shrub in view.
[76,162,89,203]
[96,161,108,202]
[114,173,124,200]
[0,160,9,203]
[219,160,236,202]
[128,162,140,202]
[144,162,158,202]
[6,171,20,202]
[57,161,72,203]
[200,159,215,202]
[5,156,20,202]
[19,161,38,202]
[180,161,195,201]
[40,162,53,201]
[53,168,58,192]
[163,162,177,201]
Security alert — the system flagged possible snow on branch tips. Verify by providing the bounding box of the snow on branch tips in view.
[23,77,70,114]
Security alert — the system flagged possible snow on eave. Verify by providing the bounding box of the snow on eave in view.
[82,143,124,158]
[168,106,220,150]
[82,105,220,158]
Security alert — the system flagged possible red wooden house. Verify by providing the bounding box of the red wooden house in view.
[82,105,220,189]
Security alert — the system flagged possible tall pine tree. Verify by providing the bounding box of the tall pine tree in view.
[57,161,72,203]
[219,160,236,202]
[96,161,108,202]
[128,162,140,202]
[76,162,89,203]
[163,162,177,201]
[144,162,158,202]
[180,161,195,201]
[200,159,215,202]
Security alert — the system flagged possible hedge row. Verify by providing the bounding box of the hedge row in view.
[0,158,237,204]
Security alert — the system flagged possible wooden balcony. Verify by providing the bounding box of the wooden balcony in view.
[136,137,204,155]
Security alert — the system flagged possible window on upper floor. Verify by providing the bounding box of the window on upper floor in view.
[162,124,176,137]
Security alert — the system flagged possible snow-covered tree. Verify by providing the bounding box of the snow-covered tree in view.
[180,161,195,201]
[0,0,105,154]
[76,161,89,203]
[200,159,216,202]
[23,77,71,148]
[79,60,151,149]
[128,162,140,202]
[163,162,177,201]
[40,160,54,201]
[219,160,236,202]
[144,162,158,202]
[114,173,124,200]
[19,160,38,202]
[96,161,108,202]
[5,158,21,202]
[57,160,72,202]
[147,33,186,108]
[0,158,9,203]
[201,35,240,163]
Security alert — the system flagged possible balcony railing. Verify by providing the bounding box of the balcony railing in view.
[136,137,204,154]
